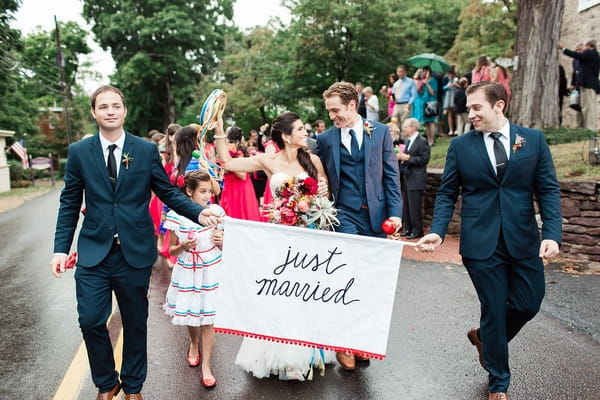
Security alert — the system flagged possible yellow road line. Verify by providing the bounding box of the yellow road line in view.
[53,295,122,400]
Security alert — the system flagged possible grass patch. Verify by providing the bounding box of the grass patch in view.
[425,129,600,181]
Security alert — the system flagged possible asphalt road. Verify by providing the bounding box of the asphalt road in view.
[1,188,598,399]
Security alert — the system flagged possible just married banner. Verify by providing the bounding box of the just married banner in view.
[214,217,404,359]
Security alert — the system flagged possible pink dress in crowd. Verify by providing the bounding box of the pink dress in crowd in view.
[220,171,262,221]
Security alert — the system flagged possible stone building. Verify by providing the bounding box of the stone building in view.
[559,0,600,129]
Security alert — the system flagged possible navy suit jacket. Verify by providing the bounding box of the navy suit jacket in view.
[429,124,562,260]
[402,134,430,191]
[53,133,204,268]
[316,120,402,233]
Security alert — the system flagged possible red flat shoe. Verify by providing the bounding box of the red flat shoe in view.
[201,377,217,389]
[187,352,200,367]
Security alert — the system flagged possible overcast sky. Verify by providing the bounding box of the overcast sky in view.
[10,0,290,91]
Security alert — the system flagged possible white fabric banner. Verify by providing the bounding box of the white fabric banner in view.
[214,217,404,359]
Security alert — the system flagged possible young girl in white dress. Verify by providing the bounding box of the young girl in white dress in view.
[163,169,225,388]
[213,112,335,380]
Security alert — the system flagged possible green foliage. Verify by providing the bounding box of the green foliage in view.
[7,160,27,181]
[83,0,235,133]
[445,0,516,73]
[542,128,597,145]
[201,0,467,128]
[0,1,39,134]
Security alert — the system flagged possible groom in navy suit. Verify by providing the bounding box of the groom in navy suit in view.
[417,82,561,400]
[50,86,220,400]
[317,81,402,371]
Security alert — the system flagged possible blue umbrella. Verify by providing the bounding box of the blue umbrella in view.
[408,53,452,73]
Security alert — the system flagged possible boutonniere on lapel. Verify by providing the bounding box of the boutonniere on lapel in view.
[512,135,526,153]
[363,120,375,137]
[122,153,133,170]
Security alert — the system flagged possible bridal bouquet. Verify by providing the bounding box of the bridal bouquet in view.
[264,176,339,230]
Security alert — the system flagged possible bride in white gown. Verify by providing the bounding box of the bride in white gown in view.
[213,112,335,380]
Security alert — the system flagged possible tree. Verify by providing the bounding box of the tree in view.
[19,22,93,149]
[445,0,516,73]
[246,0,467,123]
[83,0,234,134]
[509,0,564,128]
[0,0,38,135]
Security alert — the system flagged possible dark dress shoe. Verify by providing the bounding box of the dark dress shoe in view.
[336,352,356,371]
[97,381,121,400]
[124,394,143,400]
[400,231,411,236]
[406,233,423,239]
[467,328,487,370]
[488,392,509,400]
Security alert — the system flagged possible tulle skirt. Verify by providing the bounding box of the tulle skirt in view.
[235,337,335,381]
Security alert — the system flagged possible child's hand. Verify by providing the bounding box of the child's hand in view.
[182,238,198,251]
[212,229,224,248]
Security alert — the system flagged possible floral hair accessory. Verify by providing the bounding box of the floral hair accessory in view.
[122,153,133,170]
[263,176,339,230]
[364,120,375,137]
[512,135,526,153]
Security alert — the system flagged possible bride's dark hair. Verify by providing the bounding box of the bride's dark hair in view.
[270,111,318,179]
[174,125,198,177]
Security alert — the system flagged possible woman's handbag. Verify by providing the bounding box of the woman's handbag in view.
[424,100,440,117]
[569,90,581,111]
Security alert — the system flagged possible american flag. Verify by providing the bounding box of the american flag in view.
[10,140,29,169]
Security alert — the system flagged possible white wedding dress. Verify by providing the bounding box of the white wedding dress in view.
[234,172,335,380]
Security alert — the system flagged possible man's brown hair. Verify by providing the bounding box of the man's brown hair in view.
[323,81,358,106]
[466,81,508,113]
[90,85,126,109]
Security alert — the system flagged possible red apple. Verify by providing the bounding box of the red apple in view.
[381,219,396,235]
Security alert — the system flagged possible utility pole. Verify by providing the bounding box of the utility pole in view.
[54,16,73,145]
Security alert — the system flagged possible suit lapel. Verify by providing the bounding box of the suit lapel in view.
[332,127,341,182]
[90,134,114,193]
[501,124,519,182]
[471,130,497,178]
[363,120,372,170]
[115,132,135,194]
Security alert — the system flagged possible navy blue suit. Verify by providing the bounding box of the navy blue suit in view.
[429,124,561,392]
[53,133,203,393]
[316,120,402,236]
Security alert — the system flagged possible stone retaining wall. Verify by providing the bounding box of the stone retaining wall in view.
[422,169,600,261]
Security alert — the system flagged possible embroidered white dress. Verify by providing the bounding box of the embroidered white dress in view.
[163,204,225,326]
[234,173,335,380]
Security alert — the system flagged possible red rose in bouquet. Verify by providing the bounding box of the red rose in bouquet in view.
[280,182,295,198]
[300,176,319,195]
[280,207,299,225]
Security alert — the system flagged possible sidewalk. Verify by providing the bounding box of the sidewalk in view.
[401,234,463,265]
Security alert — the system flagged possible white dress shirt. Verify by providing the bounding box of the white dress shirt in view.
[99,131,126,175]
[341,119,365,156]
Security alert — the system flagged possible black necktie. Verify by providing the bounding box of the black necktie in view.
[349,129,359,160]
[404,139,410,154]
[490,132,507,180]
[107,144,117,188]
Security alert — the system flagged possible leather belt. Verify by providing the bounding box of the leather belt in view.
[396,101,408,104]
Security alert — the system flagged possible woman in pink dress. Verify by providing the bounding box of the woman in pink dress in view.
[379,73,398,119]
[471,55,491,83]
[491,64,512,101]
[218,126,262,221]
